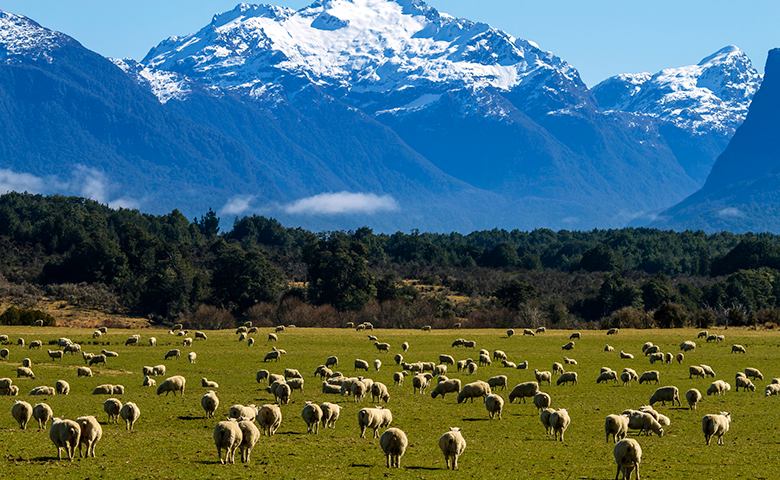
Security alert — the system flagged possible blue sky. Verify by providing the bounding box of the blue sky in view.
[3,0,778,86]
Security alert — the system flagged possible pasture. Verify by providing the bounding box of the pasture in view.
[0,325,776,479]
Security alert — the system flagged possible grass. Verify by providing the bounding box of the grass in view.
[0,325,777,479]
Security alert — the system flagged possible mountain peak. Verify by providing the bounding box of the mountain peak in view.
[698,44,743,66]
[0,10,74,62]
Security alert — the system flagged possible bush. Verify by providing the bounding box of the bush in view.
[180,305,236,330]
[0,306,55,326]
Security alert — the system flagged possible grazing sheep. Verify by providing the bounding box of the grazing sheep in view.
[703,412,731,445]
[492,350,508,362]
[29,386,55,396]
[430,378,462,399]
[649,386,680,406]
[401,342,409,352]
[663,352,672,364]
[607,328,619,335]
[412,374,432,395]
[562,341,575,351]
[263,350,282,362]
[17,366,35,378]
[374,342,390,353]
[644,345,660,356]
[676,353,684,364]
[152,364,166,376]
[267,333,278,343]
[550,409,571,441]
[689,366,706,379]
[540,407,556,435]
[351,380,368,402]
[522,329,534,336]
[508,381,539,403]
[505,329,514,337]
[120,402,141,431]
[686,388,702,410]
[597,370,619,384]
[76,415,102,458]
[214,419,243,464]
[12,400,32,429]
[745,367,764,380]
[735,375,755,392]
[439,354,455,365]
[614,438,642,480]
[605,344,615,352]
[181,338,193,347]
[354,359,370,371]
[92,331,102,339]
[451,339,464,348]
[103,398,122,423]
[201,391,220,418]
[92,384,114,395]
[564,356,577,365]
[467,363,478,375]
[82,352,94,364]
[29,340,42,349]
[256,369,269,384]
[765,384,780,397]
[358,406,393,439]
[55,380,70,395]
[47,349,64,361]
[570,332,581,339]
[275,383,292,405]
[393,354,404,366]
[463,340,476,349]
[372,359,382,372]
[457,381,492,404]
[238,419,260,463]
[639,371,660,385]
[164,349,181,360]
[706,334,718,342]
[717,335,725,342]
[533,391,552,412]
[553,362,565,375]
[17,338,24,347]
[228,404,259,422]
[156,375,186,396]
[439,427,466,470]
[485,394,504,420]
[33,402,53,430]
[187,352,196,364]
[371,382,390,403]
[698,330,709,338]
[320,402,341,429]
[707,380,729,396]
[143,376,156,387]
[247,338,255,347]
[623,410,664,436]
[487,375,508,391]
[380,427,408,468]
[556,372,578,386]
[112,385,125,395]
[302,402,323,434]
[700,364,716,377]
[50,418,81,461]
[433,364,448,377]
[680,341,696,352]
[201,377,219,388]
[605,414,629,443]
[392,372,408,387]
[257,404,282,436]
[478,354,492,366]
[648,352,664,364]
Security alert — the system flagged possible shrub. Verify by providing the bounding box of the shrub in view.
[0,306,55,326]
[180,305,236,330]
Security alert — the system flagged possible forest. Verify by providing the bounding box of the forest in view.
[1,192,780,330]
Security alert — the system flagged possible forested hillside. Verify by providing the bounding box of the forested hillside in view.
[1,193,779,330]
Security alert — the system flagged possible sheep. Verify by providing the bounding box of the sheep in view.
[487,375,508,391]
[17,338,24,347]
[745,367,764,380]
[707,380,729,396]
[201,390,220,418]
[644,345,660,356]
[451,339,465,348]
[186,352,196,364]
[374,342,390,353]
[607,328,619,335]
[82,352,94,364]
[421,325,432,331]
[30,385,56,396]
[706,334,718,342]
[92,331,102,339]
[614,438,642,480]
[564,356,577,365]
[735,375,755,392]
[505,328,514,337]
[98,327,108,334]
[508,381,539,403]
[485,394,504,420]
[562,341,575,351]
[28,340,42,350]
[380,427,408,468]
[700,364,716,377]
[46,349,63,362]
[649,386,680,406]
[371,382,390,403]
[358,406,393,438]
[157,375,186,396]
[620,350,634,359]
[502,360,517,368]
[320,402,341,429]
[228,404,259,422]
[638,371,660,385]
[557,372,578,386]
[538,407,555,435]
[492,351,508,363]
[570,332,581,339]
[623,368,638,382]
[164,349,181,360]
[254,369,269,384]
[436,354,454,366]
[76,415,102,458]
[597,370,619,384]
[181,337,193,347]
[32,402,53,430]
[605,344,615,352]
[478,353,492,366]
[119,402,141,431]
[17,366,35,378]
[522,329,534,336]
[686,388,703,410]
[467,363,478,375]
[77,367,93,378]
[680,340,696,352]
[258,404,282,436]
[351,380,368,402]
[765,384,780,396]
[516,360,529,370]
[237,419,260,463]
[698,330,709,338]
[125,336,140,347]
[354,359,370,371]
[50,418,81,461]
[391,354,403,367]
[533,391,552,412]
[103,398,122,423]
[193,331,207,340]
[236,326,248,334]
[101,349,119,358]
[675,353,684,364]
[214,419,243,464]
[11,400,32,429]
[325,356,339,368]
[717,335,725,342]
[457,381,492,404]
[152,364,166,376]
[143,376,156,387]
[463,340,476,349]
[637,405,660,421]
[550,409,571,441]
[112,385,125,395]
[301,402,323,434]
[439,427,466,470]
[412,374,433,395]
[370,359,382,372]
[393,371,408,387]
[689,365,706,379]
[553,362,565,375]
[431,378,462,399]
[0,348,8,360]
[433,364,448,377]
[202,377,219,388]
[623,410,664,436]
[703,412,731,445]
[605,414,629,443]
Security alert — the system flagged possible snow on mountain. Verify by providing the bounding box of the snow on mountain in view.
[0,11,73,62]
[111,58,194,104]
[141,0,583,110]
[592,46,762,136]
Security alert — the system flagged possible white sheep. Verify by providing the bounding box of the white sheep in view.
[508,381,539,403]
[686,388,702,410]
[707,380,729,396]
[703,412,731,445]
[553,362,564,374]
[766,384,780,397]
[623,410,663,436]
[76,415,102,458]
[358,406,393,438]
[540,407,556,435]
[457,381,491,404]
[17,366,35,378]
[120,402,141,431]
[30,386,56,396]
[237,419,260,463]
[516,360,529,370]
[101,349,119,358]
[487,375,508,391]
[156,375,186,396]
[550,409,571,441]
[354,359,370,371]
[412,373,433,395]
[649,352,664,364]
[597,370,619,384]
[201,377,219,388]
[276,383,292,405]
[614,438,642,480]
[439,427,466,470]
[152,364,166,376]
[374,342,390,353]
[563,356,577,365]
[562,341,575,351]
[256,369,270,383]
[502,360,517,368]
[644,345,660,356]
[430,378,462,399]
[164,349,180,360]
[680,340,696,352]
[570,332,581,339]
[22,358,31,368]
[373,359,382,372]
[257,404,282,436]
[213,418,243,464]
[649,386,680,406]
[735,375,755,392]
[320,402,341,429]
[351,381,368,402]
[467,362,478,375]
[50,418,81,461]
[605,344,615,352]
[731,344,746,354]
[676,353,684,364]
[371,382,390,403]
[401,342,409,352]
[380,427,408,468]
[607,328,619,335]
[88,354,107,367]
[638,371,660,385]
[394,354,404,365]
[745,367,764,380]
[485,394,504,420]
[32,402,53,430]
[54,379,69,395]
[533,391,551,412]
[143,376,156,387]
[201,390,220,418]
[605,414,629,443]
[11,400,32,429]
[493,350,507,361]
[556,372,578,386]
[700,364,716,377]
[302,402,323,434]
[620,350,634,359]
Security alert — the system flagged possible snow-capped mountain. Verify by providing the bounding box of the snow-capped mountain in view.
[592,46,762,137]
[0,11,73,62]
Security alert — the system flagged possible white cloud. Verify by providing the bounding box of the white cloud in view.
[0,169,45,193]
[220,195,255,215]
[72,165,108,203]
[717,207,743,218]
[282,192,399,215]
[109,197,141,210]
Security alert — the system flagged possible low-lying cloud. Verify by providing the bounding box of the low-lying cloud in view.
[717,207,743,218]
[220,195,256,215]
[0,169,45,194]
[282,192,399,215]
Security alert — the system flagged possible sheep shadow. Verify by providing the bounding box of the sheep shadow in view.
[406,466,439,471]
[177,415,202,421]
[461,418,489,422]
[349,463,371,468]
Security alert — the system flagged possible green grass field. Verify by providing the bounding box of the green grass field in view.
[0,325,776,479]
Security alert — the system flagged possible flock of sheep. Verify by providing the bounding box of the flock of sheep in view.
[0,322,770,476]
